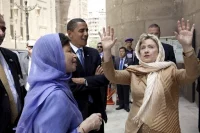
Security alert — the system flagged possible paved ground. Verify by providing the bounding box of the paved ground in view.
[104,96,199,133]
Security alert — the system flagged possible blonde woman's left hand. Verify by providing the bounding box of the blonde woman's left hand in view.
[175,18,194,51]
[95,65,104,75]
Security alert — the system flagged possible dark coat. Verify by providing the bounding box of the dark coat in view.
[69,46,109,122]
[114,57,134,70]
[133,42,176,65]
[0,47,26,133]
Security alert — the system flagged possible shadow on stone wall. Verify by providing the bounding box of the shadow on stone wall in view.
[56,0,71,33]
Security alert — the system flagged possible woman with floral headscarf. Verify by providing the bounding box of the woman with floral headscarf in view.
[99,18,200,133]
[16,33,102,133]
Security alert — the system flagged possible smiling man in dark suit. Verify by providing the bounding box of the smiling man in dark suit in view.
[67,18,109,133]
[0,14,26,133]
[133,24,176,64]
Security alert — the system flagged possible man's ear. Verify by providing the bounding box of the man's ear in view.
[67,30,73,38]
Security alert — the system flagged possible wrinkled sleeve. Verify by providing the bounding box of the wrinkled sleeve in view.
[33,90,79,133]
[175,51,200,85]
[102,58,131,85]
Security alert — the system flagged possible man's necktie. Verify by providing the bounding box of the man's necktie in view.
[0,63,18,123]
[77,49,84,68]
[119,59,124,70]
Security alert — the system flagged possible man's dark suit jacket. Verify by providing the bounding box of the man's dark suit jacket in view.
[114,57,134,69]
[69,46,109,122]
[133,42,176,64]
[0,47,26,133]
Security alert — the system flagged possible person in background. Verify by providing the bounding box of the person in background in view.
[97,42,103,59]
[125,38,135,61]
[0,14,26,133]
[114,47,132,112]
[16,33,102,133]
[100,18,199,133]
[19,39,36,91]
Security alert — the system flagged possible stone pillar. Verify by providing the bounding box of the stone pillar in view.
[55,0,71,33]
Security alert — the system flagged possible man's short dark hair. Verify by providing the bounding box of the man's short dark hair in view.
[67,18,86,31]
[97,42,102,45]
[119,46,126,51]
[58,33,70,47]
[148,24,160,32]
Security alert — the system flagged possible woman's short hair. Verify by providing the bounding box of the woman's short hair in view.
[58,33,70,47]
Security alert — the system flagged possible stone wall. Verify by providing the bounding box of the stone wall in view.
[56,0,71,33]
[182,0,200,105]
[106,0,182,55]
[0,0,57,49]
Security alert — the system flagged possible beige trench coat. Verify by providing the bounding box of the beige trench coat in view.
[102,52,200,133]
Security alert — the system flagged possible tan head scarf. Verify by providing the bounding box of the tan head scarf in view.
[126,33,176,126]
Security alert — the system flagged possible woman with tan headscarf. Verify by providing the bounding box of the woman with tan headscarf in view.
[99,18,200,133]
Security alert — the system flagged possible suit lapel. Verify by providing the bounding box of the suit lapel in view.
[0,48,21,96]
[123,58,128,69]
[124,58,128,64]
[83,47,90,74]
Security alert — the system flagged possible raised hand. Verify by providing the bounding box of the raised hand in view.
[98,26,117,51]
[174,18,194,52]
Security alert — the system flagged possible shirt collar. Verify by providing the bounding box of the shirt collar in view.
[120,56,126,60]
[70,42,83,53]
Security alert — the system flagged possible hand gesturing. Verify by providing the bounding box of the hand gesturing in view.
[98,26,117,51]
[174,18,195,48]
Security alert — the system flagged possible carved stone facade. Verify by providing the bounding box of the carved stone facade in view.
[0,0,56,49]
